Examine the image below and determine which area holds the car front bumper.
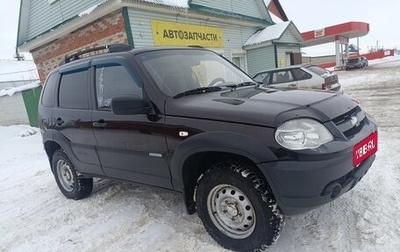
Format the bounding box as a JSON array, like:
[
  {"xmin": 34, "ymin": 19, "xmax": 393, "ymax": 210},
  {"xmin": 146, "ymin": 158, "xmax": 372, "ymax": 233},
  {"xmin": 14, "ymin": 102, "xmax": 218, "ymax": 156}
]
[{"xmin": 258, "ymin": 152, "xmax": 375, "ymax": 215}]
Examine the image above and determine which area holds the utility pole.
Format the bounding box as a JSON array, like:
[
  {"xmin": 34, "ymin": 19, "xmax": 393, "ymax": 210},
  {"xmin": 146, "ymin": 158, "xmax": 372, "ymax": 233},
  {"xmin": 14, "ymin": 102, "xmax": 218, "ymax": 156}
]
[{"xmin": 14, "ymin": 48, "xmax": 25, "ymax": 61}]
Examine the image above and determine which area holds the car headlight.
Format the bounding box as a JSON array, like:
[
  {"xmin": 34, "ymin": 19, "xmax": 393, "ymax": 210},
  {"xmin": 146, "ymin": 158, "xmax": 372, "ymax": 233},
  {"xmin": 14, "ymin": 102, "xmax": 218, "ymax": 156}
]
[{"xmin": 275, "ymin": 118, "xmax": 333, "ymax": 150}]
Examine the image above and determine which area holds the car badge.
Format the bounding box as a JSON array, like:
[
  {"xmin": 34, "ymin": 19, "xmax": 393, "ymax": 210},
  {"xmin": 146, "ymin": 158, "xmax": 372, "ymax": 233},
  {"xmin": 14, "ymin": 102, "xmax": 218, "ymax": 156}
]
[{"xmin": 350, "ymin": 116, "xmax": 360, "ymax": 127}]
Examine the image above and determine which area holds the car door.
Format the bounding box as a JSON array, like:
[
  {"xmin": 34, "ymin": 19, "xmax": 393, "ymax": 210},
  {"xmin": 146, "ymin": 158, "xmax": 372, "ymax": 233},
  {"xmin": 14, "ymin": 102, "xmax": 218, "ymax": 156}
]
[
  {"xmin": 91, "ymin": 60, "xmax": 172, "ymax": 189},
  {"xmin": 269, "ymin": 70, "xmax": 298, "ymax": 89},
  {"xmin": 54, "ymin": 63, "xmax": 102, "ymax": 175}
]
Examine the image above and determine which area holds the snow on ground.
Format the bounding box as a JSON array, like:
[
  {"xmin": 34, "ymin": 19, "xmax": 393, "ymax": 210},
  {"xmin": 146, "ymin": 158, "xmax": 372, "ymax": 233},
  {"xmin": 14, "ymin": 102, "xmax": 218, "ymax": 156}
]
[{"xmin": 1, "ymin": 56, "xmax": 400, "ymax": 252}]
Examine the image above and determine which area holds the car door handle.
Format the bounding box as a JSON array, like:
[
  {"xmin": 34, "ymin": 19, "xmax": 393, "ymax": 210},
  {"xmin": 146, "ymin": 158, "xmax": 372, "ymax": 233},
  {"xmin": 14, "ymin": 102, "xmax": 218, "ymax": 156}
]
[
  {"xmin": 93, "ymin": 120, "xmax": 107, "ymax": 128},
  {"xmin": 55, "ymin": 118, "xmax": 64, "ymax": 126}
]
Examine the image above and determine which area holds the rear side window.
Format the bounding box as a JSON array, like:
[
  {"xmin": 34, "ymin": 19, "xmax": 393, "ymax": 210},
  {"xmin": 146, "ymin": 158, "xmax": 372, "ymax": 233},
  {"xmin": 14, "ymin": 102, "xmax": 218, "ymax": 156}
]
[
  {"xmin": 306, "ymin": 66, "xmax": 327, "ymax": 75},
  {"xmin": 292, "ymin": 68, "xmax": 311, "ymax": 80},
  {"xmin": 58, "ymin": 70, "xmax": 89, "ymax": 109},
  {"xmin": 41, "ymin": 72, "xmax": 58, "ymax": 107},
  {"xmin": 95, "ymin": 65, "xmax": 142, "ymax": 109}
]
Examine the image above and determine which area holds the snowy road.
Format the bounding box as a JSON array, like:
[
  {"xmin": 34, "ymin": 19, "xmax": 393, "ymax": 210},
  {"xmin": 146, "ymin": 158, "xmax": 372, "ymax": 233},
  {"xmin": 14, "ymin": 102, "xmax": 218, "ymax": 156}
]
[{"xmin": 1, "ymin": 56, "xmax": 400, "ymax": 252}]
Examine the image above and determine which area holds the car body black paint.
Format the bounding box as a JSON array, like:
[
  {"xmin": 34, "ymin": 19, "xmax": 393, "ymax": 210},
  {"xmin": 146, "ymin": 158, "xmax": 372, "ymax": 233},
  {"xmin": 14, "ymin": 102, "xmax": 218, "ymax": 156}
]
[{"xmin": 38, "ymin": 46, "xmax": 377, "ymax": 216}]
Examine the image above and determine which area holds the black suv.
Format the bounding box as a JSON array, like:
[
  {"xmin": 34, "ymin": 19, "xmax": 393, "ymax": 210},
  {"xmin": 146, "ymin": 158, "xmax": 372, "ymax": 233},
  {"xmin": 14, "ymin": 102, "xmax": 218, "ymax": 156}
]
[{"xmin": 38, "ymin": 44, "xmax": 378, "ymax": 252}]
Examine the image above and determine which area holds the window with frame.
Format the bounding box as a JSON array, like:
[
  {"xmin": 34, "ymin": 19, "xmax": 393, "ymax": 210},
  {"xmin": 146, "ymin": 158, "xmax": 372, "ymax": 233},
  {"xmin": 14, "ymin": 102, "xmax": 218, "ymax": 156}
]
[
  {"xmin": 254, "ymin": 72, "xmax": 271, "ymax": 85},
  {"xmin": 58, "ymin": 69, "xmax": 89, "ymax": 109},
  {"xmin": 271, "ymin": 70, "xmax": 294, "ymax": 84},
  {"xmin": 292, "ymin": 68, "xmax": 311, "ymax": 81},
  {"xmin": 95, "ymin": 65, "xmax": 142, "ymax": 109},
  {"xmin": 42, "ymin": 72, "xmax": 58, "ymax": 107},
  {"xmin": 305, "ymin": 65, "xmax": 328, "ymax": 75}
]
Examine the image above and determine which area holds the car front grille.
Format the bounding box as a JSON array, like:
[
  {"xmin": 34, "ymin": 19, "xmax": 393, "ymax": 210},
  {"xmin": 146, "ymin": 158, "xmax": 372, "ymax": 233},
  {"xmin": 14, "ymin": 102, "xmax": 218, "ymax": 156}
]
[{"xmin": 332, "ymin": 106, "xmax": 366, "ymax": 138}]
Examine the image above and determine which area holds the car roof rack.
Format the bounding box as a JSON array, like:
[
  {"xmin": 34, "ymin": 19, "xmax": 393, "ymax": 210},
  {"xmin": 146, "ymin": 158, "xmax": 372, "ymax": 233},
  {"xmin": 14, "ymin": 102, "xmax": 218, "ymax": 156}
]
[
  {"xmin": 188, "ymin": 45, "xmax": 204, "ymax": 48},
  {"xmin": 58, "ymin": 43, "xmax": 132, "ymax": 66}
]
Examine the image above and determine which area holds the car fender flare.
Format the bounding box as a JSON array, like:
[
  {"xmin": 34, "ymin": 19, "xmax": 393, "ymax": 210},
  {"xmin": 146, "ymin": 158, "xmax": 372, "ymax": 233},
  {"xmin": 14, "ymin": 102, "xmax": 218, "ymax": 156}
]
[
  {"xmin": 43, "ymin": 130, "xmax": 100, "ymax": 175},
  {"xmin": 170, "ymin": 131, "xmax": 277, "ymax": 191},
  {"xmin": 43, "ymin": 130, "xmax": 77, "ymax": 166}
]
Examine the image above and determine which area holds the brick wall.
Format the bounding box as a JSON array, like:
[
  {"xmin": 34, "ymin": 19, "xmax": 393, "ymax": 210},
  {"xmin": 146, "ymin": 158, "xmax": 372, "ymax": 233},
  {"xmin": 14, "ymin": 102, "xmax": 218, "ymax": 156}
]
[{"xmin": 32, "ymin": 9, "xmax": 128, "ymax": 82}]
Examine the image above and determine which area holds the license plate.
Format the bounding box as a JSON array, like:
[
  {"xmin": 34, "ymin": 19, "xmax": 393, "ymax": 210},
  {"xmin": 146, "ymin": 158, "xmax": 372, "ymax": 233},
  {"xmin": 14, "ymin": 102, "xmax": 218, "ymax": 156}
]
[{"xmin": 353, "ymin": 131, "xmax": 378, "ymax": 167}]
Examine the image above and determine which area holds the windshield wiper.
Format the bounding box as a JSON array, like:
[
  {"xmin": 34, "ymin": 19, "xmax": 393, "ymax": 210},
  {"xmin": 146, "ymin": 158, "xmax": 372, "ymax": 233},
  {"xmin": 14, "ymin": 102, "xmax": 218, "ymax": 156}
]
[
  {"xmin": 173, "ymin": 86, "xmax": 222, "ymax": 99},
  {"xmin": 222, "ymin": 81, "xmax": 258, "ymax": 89}
]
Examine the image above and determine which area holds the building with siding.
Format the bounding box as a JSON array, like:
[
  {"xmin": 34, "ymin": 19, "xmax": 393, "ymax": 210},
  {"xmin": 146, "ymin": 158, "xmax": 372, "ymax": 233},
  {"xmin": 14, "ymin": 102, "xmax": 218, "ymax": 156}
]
[
  {"xmin": 17, "ymin": 0, "xmax": 303, "ymax": 82},
  {"xmin": 244, "ymin": 21, "xmax": 303, "ymax": 76}
]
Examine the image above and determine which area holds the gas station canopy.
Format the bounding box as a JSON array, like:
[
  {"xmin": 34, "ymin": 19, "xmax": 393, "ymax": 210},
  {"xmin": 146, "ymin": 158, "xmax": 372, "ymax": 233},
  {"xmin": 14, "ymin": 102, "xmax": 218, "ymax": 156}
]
[{"xmin": 301, "ymin": 22, "xmax": 369, "ymax": 47}]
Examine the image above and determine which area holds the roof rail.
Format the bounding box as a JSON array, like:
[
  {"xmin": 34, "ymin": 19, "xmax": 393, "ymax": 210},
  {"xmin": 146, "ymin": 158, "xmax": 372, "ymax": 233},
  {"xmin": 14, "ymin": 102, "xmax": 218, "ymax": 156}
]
[
  {"xmin": 188, "ymin": 45, "xmax": 204, "ymax": 48},
  {"xmin": 58, "ymin": 43, "xmax": 132, "ymax": 66}
]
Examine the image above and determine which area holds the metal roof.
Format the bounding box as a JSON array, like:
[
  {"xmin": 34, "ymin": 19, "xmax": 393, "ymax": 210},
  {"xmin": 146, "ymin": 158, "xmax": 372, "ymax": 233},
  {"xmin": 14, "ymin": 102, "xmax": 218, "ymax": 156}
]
[{"xmin": 244, "ymin": 20, "xmax": 303, "ymax": 47}]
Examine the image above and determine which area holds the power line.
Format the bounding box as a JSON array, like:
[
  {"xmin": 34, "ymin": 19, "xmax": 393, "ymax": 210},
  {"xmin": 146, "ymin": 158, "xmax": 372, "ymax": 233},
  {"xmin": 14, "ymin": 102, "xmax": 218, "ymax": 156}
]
[
  {"xmin": 0, "ymin": 79, "xmax": 39, "ymax": 84},
  {"xmin": 0, "ymin": 69, "xmax": 38, "ymax": 76}
]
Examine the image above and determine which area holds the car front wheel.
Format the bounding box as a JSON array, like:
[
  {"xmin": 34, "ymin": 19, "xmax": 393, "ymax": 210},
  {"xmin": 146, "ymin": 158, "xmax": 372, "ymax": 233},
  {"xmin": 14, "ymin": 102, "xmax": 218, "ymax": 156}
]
[
  {"xmin": 195, "ymin": 162, "xmax": 284, "ymax": 252},
  {"xmin": 51, "ymin": 150, "xmax": 93, "ymax": 199}
]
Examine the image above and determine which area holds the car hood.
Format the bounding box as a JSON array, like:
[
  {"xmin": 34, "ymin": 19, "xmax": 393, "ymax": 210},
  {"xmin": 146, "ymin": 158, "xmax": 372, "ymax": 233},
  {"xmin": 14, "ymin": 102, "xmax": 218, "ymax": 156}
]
[{"xmin": 165, "ymin": 87, "xmax": 358, "ymax": 127}]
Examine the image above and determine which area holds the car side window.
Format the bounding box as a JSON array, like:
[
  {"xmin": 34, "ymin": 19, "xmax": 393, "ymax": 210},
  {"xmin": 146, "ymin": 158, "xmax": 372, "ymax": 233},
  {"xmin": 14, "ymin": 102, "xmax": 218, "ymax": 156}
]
[
  {"xmin": 254, "ymin": 72, "xmax": 270, "ymax": 85},
  {"xmin": 271, "ymin": 70, "xmax": 294, "ymax": 84},
  {"xmin": 95, "ymin": 65, "xmax": 142, "ymax": 109},
  {"xmin": 292, "ymin": 68, "xmax": 311, "ymax": 81},
  {"xmin": 58, "ymin": 69, "xmax": 89, "ymax": 109},
  {"xmin": 42, "ymin": 72, "xmax": 58, "ymax": 107}
]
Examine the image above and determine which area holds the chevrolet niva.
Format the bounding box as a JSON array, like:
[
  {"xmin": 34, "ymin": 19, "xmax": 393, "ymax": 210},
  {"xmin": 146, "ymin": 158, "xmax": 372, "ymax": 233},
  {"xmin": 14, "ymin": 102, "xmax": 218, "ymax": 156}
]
[{"xmin": 38, "ymin": 44, "xmax": 378, "ymax": 252}]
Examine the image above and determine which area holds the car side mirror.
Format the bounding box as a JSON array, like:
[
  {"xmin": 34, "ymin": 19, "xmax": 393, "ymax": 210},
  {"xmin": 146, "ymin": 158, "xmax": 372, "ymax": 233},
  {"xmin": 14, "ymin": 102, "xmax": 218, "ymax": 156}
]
[{"xmin": 111, "ymin": 95, "xmax": 151, "ymax": 115}]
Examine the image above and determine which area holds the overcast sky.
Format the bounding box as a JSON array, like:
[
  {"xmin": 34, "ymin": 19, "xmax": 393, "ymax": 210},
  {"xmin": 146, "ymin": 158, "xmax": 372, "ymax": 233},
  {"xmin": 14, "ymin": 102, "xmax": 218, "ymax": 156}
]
[
  {"xmin": 279, "ymin": 0, "xmax": 400, "ymax": 54},
  {"xmin": 0, "ymin": 0, "xmax": 20, "ymax": 59},
  {"xmin": 0, "ymin": 0, "xmax": 399, "ymax": 59}
]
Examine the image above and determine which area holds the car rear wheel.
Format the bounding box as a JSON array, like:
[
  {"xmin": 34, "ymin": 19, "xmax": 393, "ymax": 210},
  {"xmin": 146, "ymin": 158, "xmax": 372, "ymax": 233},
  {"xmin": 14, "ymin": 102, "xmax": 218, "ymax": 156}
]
[
  {"xmin": 52, "ymin": 150, "xmax": 93, "ymax": 199},
  {"xmin": 195, "ymin": 161, "xmax": 284, "ymax": 252}
]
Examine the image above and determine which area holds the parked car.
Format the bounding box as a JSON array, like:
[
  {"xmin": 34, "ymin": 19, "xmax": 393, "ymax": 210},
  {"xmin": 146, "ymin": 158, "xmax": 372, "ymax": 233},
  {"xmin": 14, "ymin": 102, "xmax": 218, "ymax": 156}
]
[
  {"xmin": 360, "ymin": 56, "xmax": 369, "ymax": 67},
  {"xmin": 345, "ymin": 56, "xmax": 368, "ymax": 70},
  {"xmin": 252, "ymin": 64, "xmax": 341, "ymax": 91},
  {"xmin": 39, "ymin": 44, "xmax": 377, "ymax": 252}
]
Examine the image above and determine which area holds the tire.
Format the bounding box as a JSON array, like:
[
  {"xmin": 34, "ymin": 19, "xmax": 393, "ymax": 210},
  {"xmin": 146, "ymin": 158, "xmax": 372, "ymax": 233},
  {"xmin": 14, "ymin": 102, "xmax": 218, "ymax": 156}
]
[
  {"xmin": 195, "ymin": 162, "xmax": 284, "ymax": 252},
  {"xmin": 51, "ymin": 150, "xmax": 93, "ymax": 200}
]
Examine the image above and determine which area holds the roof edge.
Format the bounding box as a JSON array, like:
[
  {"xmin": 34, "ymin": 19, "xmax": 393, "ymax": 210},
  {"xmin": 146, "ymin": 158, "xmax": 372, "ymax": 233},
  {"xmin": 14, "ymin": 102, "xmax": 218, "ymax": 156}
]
[
  {"xmin": 19, "ymin": 0, "xmax": 266, "ymax": 52},
  {"xmin": 280, "ymin": 20, "xmax": 303, "ymax": 42},
  {"xmin": 16, "ymin": 0, "xmax": 31, "ymax": 51},
  {"xmin": 244, "ymin": 21, "xmax": 290, "ymax": 47},
  {"xmin": 244, "ymin": 20, "xmax": 303, "ymax": 48},
  {"xmin": 19, "ymin": 0, "xmax": 124, "ymax": 52},
  {"xmin": 267, "ymin": 0, "xmax": 288, "ymax": 22}
]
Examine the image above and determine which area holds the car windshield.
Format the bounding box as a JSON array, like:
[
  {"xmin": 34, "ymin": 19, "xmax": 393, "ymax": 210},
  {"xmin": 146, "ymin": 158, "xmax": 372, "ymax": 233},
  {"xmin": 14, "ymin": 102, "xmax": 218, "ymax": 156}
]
[{"xmin": 138, "ymin": 49, "xmax": 253, "ymax": 97}]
